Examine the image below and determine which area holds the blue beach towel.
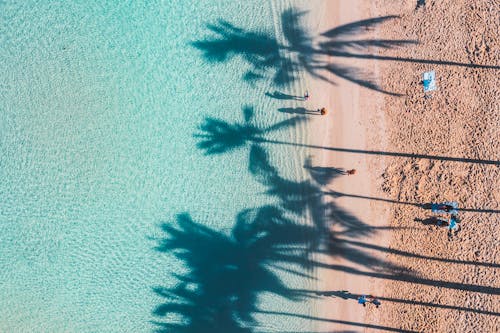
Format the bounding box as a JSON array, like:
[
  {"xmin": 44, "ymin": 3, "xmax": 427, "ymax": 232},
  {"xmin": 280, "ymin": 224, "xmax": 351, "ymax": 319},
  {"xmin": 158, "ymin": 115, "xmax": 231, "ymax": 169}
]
[{"xmin": 423, "ymin": 71, "xmax": 436, "ymax": 92}]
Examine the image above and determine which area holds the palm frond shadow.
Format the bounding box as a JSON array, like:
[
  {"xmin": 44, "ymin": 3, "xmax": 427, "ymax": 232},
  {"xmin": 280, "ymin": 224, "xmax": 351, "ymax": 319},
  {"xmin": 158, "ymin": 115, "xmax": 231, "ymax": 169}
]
[
  {"xmin": 152, "ymin": 212, "xmax": 312, "ymax": 332},
  {"xmin": 194, "ymin": 105, "xmax": 307, "ymax": 155},
  {"xmin": 248, "ymin": 144, "xmax": 405, "ymax": 273},
  {"xmin": 194, "ymin": 10, "xmax": 498, "ymax": 96},
  {"xmin": 193, "ymin": 10, "xmax": 410, "ymax": 95}
]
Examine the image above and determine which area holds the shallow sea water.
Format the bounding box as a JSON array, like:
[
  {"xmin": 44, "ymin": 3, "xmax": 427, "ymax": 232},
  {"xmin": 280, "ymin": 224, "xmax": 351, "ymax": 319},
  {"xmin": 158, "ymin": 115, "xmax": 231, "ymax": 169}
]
[{"xmin": 0, "ymin": 1, "xmax": 318, "ymax": 332}]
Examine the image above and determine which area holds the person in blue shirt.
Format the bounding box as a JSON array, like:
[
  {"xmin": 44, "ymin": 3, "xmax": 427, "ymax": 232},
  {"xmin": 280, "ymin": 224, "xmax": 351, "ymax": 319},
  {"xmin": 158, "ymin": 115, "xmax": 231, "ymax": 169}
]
[
  {"xmin": 358, "ymin": 295, "xmax": 367, "ymax": 307},
  {"xmin": 371, "ymin": 297, "xmax": 381, "ymax": 308},
  {"xmin": 447, "ymin": 214, "xmax": 460, "ymax": 240}
]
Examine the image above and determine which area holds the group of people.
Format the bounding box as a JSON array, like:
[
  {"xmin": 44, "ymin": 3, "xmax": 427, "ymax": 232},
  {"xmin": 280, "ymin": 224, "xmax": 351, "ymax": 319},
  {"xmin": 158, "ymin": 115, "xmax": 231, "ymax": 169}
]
[
  {"xmin": 303, "ymin": 90, "xmax": 328, "ymax": 116},
  {"xmin": 443, "ymin": 214, "xmax": 460, "ymax": 240},
  {"xmin": 428, "ymin": 202, "xmax": 460, "ymax": 240},
  {"xmin": 357, "ymin": 295, "xmax": 381, "ymax": 308}
]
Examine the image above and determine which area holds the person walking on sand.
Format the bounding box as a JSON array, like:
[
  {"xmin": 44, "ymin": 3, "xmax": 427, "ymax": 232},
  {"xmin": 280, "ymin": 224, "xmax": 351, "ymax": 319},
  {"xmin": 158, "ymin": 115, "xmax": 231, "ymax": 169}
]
[
  {"xmin": 447, "ymin": 214, "xmax": 460, "ymax": 240},
  {"xmin": 369, "ymin": 296, "xmax": 381, "ymax": 308},
  {"xmin": 357, "ymin": 295, "xmax": 367, "ymax": 307}
]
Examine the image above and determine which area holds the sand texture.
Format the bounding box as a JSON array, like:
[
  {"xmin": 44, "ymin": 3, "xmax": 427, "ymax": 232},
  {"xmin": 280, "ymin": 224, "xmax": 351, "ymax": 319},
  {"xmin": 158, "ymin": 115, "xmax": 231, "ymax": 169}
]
[
  {"xmin": 370, "ymin": 1, "xmax": 500, "ymax": 332},
  {"xmin": 279, "ymin": 1, "xmax": 498, "ymax": 331}
]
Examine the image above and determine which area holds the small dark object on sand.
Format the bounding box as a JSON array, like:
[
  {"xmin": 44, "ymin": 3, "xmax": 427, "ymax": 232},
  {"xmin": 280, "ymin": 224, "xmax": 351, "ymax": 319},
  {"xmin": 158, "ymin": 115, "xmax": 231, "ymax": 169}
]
[{"xmin": 346, "ymin": 169, "xmax": 356, "ymax": 175}]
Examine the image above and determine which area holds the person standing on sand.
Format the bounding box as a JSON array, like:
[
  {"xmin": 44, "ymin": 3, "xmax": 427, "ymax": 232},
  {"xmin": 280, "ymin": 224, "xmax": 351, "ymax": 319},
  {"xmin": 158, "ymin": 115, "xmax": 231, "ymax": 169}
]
[
  {"xmin": 304, "ymin": 90, "xmax": 310, "ymax": 100},
  {"xmin": 346, "ymin": 169, "xmax": 356, "ymax": 175},
  {"xmin": 447, "ymin": 214, "xmax": 460, "ymax": 240},
  {"xmin": 369, "ymin": 295, "xmax": 381, "ymax": 308}
]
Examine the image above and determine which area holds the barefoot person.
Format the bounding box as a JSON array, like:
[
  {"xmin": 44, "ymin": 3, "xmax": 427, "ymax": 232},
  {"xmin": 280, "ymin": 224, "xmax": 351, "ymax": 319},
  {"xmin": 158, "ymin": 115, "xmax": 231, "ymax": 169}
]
[{"xmin": 304, "ymin": 90, "xmax": 310, "ymax": 100}]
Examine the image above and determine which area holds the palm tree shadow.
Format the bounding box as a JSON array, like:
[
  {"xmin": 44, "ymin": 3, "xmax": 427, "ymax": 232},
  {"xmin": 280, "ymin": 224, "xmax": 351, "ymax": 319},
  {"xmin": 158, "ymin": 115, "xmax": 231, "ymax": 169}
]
[
  {"xmin": 152, "ymin": 213, "xmax": 312, "ymax": 332},
  {"xmin": 248, "ymin": 144, "xmax": 405, "ymax": 273},
  {"xmin": 194, "ymin": 105, "xmax": 307, "ymax": 155},
  {"xmin": 194, "ymin": 9, "xmax": 498, "ymax": 95},
  {"xmin": 191, "ymin": 18, "xmax": 291, "ymax": 87},
  {"xmin": 193, "ymin": 10, "xmax": 416, "ymax": 95}
]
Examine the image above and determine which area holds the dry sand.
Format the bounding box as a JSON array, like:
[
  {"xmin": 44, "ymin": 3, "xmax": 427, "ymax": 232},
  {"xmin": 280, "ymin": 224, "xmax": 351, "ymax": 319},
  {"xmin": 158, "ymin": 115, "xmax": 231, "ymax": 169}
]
[
  {"xmin": 373, "ymin": 1, "xmax": 499, "ymax": 332},
  {"xmin": 305, "ymin": 0, "xmax": 499, "ymax": 332}
]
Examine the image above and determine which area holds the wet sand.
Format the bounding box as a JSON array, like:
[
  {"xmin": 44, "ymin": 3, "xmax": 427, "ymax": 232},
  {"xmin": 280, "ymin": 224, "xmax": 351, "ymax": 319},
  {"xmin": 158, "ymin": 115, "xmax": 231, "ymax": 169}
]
[{"xmin": 305, "ymin": 0, "xmax": 393, "ymax": 331}]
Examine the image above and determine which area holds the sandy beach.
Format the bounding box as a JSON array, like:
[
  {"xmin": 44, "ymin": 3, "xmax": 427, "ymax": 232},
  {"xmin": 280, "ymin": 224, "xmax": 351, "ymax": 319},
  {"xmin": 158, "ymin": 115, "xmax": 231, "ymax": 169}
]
[
  {"xmin": 1, "ymin": 1, "xmax": 496, "ymax": 331},
  {"xmin": 305, "ymin": 0, "xmax": 499, "ymax": 332}
]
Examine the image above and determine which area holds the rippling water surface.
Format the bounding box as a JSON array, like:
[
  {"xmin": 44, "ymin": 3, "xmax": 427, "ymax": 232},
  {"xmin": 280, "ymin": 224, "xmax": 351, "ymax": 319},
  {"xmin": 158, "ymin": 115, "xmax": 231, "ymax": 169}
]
[{"xmin": 0, "ymin": 1, "xmax": 317, "ymax": 332}]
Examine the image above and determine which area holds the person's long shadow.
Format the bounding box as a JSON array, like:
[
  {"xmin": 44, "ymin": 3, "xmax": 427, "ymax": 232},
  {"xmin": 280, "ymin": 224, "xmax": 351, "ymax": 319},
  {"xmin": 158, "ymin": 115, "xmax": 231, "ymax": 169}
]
[
  {"xmin": 325, "ymin": 191, "xmax": 500, "ymax": 214},
  {"xmin": 266, "ymin": 91, "xmax": 304, "ymax": 100},
  {"xmin": 278, "ymin": 107, "xmax": 320, "ymax": 115},
  {"xmin": 303, "ymin": 158, "xmax": 348, "ymax": 185},
  {"xmin": 305, "ymin": 289, "xmax": 499, "ymax": 317},
  {"xmin": 193, "ymin": 9, "xmax": 499, "ymax": 95}
]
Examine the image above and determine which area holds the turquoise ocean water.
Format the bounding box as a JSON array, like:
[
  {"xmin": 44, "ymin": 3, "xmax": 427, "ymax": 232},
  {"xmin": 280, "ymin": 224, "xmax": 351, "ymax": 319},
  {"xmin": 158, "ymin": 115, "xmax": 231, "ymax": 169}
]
[{"xmin": 1, "ymin": 1, "xmax": 318, "ymax": 332}]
